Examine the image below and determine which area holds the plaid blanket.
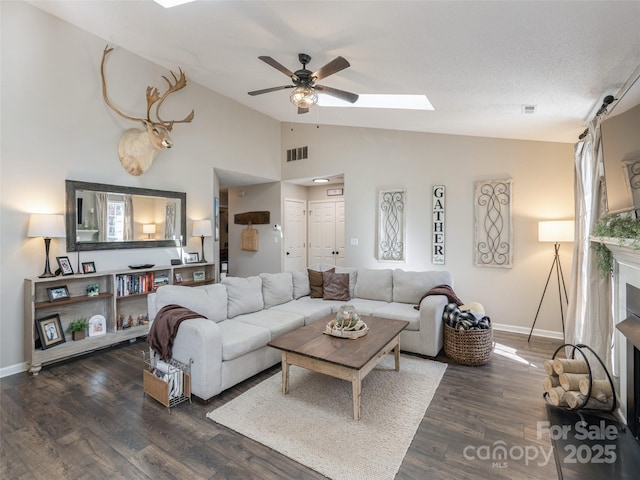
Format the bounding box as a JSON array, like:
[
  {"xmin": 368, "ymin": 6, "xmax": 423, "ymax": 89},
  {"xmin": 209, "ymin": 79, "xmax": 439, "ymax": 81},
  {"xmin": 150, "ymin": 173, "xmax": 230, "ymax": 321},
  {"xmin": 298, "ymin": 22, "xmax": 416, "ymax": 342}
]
[{"xmin": 443, "ymin": 303, "xmax": 491, "ymax": 330}]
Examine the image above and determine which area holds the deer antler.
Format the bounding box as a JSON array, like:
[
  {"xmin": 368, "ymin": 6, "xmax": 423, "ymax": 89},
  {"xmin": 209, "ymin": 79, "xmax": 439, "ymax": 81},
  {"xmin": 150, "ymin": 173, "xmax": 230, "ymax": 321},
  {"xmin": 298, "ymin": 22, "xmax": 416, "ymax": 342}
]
[
  {"xmin": 155, "ymin": 69, "xmax": 195, "ymax": 131},
  {"xmin": 101, "ymin": 45, "xmax": 195, "ymax": 129},
  {"xmin": 101, "ymin": 45, "xmax": 147, "ymax": 124}
]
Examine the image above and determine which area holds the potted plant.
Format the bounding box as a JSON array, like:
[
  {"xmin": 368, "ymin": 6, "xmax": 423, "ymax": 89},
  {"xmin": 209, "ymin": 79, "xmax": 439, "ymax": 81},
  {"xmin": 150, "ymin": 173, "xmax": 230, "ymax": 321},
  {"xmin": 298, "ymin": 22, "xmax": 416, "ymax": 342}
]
[{"xmin": 67, "ymin": 318, "xmax": 88, "ymax": 341}]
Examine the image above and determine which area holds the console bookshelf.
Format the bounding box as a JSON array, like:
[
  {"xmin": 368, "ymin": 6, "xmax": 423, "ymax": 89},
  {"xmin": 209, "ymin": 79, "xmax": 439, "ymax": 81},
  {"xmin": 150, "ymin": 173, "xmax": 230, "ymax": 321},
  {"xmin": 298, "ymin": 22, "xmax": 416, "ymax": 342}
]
[{"xmin": 24, "ymin": 263, "xmax": 215, "ymax": 374}]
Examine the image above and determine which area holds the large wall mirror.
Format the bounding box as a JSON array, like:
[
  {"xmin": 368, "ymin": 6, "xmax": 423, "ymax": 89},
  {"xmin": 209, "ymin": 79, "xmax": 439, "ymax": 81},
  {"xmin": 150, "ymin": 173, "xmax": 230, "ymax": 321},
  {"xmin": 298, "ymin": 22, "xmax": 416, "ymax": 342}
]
[{"xmin": 65, "ymin": 180, "xmax": 186, "ymax": 251}]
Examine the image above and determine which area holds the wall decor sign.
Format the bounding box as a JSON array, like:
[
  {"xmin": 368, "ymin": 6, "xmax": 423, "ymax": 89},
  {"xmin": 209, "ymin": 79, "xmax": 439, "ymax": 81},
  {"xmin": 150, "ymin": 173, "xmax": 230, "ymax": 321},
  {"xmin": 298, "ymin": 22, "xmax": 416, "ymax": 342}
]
[
  {"xmin": 432, "ymin": 185, "xmax": 445, "ymax": 265},
  {"xmin": 377, "ymin": 189, "xmax": 405, "ymax": 261},
  {"xmin": 474, "ymin": 178, "xmax": 513, "ymax": 268}
]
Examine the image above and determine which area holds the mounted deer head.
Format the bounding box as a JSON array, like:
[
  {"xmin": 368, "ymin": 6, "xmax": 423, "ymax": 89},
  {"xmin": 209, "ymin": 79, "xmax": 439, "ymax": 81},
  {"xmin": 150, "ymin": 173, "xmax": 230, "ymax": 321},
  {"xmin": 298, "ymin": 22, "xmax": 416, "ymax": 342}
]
[{"xmin": 101, "ymin": 45, "xmax": 194, "ymax": 176}]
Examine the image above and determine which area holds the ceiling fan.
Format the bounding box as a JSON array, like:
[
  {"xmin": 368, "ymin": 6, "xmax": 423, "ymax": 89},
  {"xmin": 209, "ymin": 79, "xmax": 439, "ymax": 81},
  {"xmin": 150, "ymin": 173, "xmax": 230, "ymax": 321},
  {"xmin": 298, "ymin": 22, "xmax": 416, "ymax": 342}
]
[{"xmin": 248, "ymin": 53, "xmax": 359, "ymax": 114}]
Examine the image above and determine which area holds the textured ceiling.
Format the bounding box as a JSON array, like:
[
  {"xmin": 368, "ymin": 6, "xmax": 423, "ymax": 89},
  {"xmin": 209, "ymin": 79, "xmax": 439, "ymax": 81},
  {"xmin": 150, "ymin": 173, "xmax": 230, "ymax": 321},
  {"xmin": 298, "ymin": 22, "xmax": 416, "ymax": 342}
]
[{"xmin": 29, "ymin": 0, "xmax": 640, "ymax": 146}]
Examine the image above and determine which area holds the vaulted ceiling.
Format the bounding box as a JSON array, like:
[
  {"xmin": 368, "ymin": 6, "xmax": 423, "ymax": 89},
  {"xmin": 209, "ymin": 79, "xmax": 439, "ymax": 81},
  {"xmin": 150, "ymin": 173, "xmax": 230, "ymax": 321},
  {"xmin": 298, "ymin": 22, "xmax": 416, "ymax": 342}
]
[{"xmin": 30, "ymin": 0, "xmax": 640, "ymax": 144}]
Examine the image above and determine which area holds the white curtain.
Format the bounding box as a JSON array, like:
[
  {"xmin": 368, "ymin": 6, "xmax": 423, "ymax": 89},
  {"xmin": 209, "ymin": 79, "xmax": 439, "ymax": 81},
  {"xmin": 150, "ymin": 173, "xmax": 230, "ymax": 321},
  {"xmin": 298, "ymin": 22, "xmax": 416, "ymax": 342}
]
[{"xmin": 565, "ymin": 117, "xmax": 612, "ymax": 368}]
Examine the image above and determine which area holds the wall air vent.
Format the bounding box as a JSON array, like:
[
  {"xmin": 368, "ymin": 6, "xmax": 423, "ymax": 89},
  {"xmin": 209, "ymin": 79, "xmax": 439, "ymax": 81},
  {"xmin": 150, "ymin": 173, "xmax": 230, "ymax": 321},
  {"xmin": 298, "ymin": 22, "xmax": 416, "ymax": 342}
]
[{"xmin": 286, "ymin": 146, "xmax": 309, "ymax": 162}]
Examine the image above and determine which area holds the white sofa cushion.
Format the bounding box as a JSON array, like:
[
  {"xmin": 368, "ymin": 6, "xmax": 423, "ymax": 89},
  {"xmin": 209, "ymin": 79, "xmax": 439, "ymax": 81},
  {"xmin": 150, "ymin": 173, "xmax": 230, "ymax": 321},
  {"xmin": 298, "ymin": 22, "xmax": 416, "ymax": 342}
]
[
  {"xmin": 218, "ymin": 320, "xmax": 271, "ymax": 361},
  {"xmin": 335, "ymin": 266, "xmax": 357, "ymax": 299},
  {"xmin": 290, "ymin": 270, "xmax": 311, "ymax": 299},
  {"xmin": 392, "ymin": 269, "xmax": 453, "ymax": 304},
  {"xmin": 223, "ymin": 276, "xmax": 264, "ymax": 319},
  {"xmin": 354, "ymin": 269, "xmax": 393, "ymax": 302},
  {"xmin": 270, "ymin": 300, "xmax": 333, "ymax": 325},
  {"xmin": 260, "ymin": 272, "xmax": 293, "ymax": 308},
  {"xmin": 371, "ymin": 302, "xmax": 421, "ymax": 331},
  {"xmin": 230, "ymin": 309, "xmax": 304, "ymax": 339},
  {"xmin": 154, "ymin": 284, "xmax": 227, "ymax": 322}
]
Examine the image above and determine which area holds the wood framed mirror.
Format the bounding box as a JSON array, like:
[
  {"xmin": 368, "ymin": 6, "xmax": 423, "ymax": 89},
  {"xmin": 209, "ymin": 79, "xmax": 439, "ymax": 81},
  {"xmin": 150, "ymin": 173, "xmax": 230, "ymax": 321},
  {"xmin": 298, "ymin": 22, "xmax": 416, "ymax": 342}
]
[{"xmin": 65, "ymin": 180, "xmax": 186, "ymax": 251}]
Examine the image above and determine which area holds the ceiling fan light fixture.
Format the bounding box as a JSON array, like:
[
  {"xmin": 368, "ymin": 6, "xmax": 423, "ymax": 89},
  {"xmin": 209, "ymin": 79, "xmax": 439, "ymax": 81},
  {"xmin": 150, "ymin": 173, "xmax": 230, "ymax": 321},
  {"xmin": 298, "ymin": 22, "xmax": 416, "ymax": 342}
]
[{"xmin": 290, "ymin": 86, "xmax": 318, "ymax": 109}]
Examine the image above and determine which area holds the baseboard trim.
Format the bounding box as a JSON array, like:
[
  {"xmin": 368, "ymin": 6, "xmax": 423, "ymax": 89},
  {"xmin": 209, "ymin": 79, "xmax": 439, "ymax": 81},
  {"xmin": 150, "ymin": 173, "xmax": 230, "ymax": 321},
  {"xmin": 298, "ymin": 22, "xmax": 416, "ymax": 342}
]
[
  {"xmin": 0, "ymin": 362, "xmax": 28, "ymax": 379},
  {"xmin": 493, "ymin": 323, "xmax": 564, "ymax": 340}
]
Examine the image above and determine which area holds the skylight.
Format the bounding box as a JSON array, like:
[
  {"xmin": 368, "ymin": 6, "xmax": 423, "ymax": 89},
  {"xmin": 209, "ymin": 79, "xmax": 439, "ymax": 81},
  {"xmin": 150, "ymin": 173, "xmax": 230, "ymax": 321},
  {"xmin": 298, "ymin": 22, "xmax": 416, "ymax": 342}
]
[
  {"xmin": 154, "ymin": 0, "xmax": 196, "ymax": 8},
  {"xmin": 317, "ymin": 94, "xmax": 434, "ymax": 111}
]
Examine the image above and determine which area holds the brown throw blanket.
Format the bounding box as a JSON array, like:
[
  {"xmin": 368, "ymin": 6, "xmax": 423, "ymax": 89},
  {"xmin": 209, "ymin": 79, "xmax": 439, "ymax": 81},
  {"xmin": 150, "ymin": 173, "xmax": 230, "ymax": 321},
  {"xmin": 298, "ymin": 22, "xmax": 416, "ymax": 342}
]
[
  {"xmin": 148, "ymin": 304, "xmax": 204, "ymax": 360},
  {"xmin": 414, "ymin": 284, "xmax": 464, "ymax": 310}
]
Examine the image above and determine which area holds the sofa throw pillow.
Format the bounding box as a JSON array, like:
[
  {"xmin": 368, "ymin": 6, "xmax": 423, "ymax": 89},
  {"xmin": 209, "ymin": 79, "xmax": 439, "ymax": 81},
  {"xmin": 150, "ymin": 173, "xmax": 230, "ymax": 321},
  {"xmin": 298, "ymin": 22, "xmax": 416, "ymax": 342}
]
[
  {"xmin": 260, "ymin": 272, "xmax": 293, "ymax": 308},
  {"xmin": 308, "ymin": 267, "xmax": 334, "ymax": 298},
  {"xmin": 222, "ymin": 276, "xmax": 264, "ymax": 318},
  {"xmin": 354, "ymin": 268, "xmax": 393, "ymax": 302},
  {"xmin": 322, "ymin": 272, "xmax": 350, "ymax": 301},
  {"xmin": 335, "ymin": 266, "xmax": 357, "ymax": 299},
  {"xmin": 291, "ymin": 270, "xmax": 311, "ymax": 299}
]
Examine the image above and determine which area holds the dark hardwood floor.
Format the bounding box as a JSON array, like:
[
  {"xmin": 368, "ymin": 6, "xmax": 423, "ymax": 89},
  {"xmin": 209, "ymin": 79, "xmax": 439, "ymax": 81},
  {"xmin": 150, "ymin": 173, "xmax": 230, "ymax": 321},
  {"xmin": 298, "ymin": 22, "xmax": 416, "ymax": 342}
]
[{"xmin": 1, "ymin": 331, "xmax": 562, "ymax": 479}]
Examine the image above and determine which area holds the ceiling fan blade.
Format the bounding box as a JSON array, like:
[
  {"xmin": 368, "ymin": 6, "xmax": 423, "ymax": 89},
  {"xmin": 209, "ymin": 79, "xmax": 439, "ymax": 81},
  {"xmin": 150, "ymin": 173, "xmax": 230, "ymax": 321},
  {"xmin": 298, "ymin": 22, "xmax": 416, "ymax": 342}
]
[
  {"xmin": 258, "ymin": 56, "xmax": 298, "ymax": 80},
  {"xmin": 311, "ymin": 56, "xmax": 350, "ymax": 82},
  {"xmin": 315, "ymin": 85, "xmax": 359, "ymax": 104},
  {"xmin": 248, "ymin": 85, "xmax": 294, "ymax": 96},
  {"xmin": 298, "ymin": 106, "xmax": 309, "ymax": 114}
]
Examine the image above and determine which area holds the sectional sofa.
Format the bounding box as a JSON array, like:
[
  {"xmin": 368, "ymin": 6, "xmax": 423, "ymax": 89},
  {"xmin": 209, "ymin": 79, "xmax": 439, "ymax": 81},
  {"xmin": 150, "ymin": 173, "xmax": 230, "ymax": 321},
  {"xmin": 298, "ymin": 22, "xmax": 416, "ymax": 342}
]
[{"xmin": 147, "ymin": 266, "xmax": 453, "ymax": 402}]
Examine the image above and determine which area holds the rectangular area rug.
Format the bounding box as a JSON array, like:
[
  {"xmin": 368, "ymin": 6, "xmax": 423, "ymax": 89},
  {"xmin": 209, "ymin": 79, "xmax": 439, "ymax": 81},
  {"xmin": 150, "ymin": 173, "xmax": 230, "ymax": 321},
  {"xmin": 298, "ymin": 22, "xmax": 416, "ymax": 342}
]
[{"xmin": 207, "ymin": 354, "xmax": 447, "ymax": 480}]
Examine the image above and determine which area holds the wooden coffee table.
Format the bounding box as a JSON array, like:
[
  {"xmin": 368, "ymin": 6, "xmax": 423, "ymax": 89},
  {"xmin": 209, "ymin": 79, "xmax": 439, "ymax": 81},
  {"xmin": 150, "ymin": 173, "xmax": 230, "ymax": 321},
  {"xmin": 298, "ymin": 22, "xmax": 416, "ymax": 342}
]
[{"xmin": 267, "ymin": 315, "xmax": 409, "ymax": 420}]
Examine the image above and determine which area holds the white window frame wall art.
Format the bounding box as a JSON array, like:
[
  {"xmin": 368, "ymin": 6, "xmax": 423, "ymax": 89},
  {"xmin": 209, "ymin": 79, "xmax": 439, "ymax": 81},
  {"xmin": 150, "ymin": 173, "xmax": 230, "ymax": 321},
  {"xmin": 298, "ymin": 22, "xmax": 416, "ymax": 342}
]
[
  {"xmin": 377, "ymin": 189, "xmax": 406, "ymax": 262},
  {"xmin": 432, "ymin": 185, "xmax": 445, "ymax": 265},
  {"xmin": 474, "ymin": 178, "xmax": 513, "ymax": 268},
  {"xmin": 622, "ymin": 156, "xmax": 640, "ymax": 210}
]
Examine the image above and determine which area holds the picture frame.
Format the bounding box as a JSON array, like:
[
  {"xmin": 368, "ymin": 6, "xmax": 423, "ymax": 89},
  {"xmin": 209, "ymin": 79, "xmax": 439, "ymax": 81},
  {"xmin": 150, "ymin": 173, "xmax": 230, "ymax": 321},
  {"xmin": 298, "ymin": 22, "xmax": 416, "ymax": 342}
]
[
  {"xmin": 86, "ymin": 283, "xmax": 99, "ymax": 296},
  {"xmin": 56, "ymin": 256, "xmax": 74, "ymax": 275},
  {"xmin": 82, "ymin": 261, "xmax": 96, "ymax": 274},
  {"xmin": 88, "ymin": 314, "xmax": 106, "ymax": 337},
  {"xmin": 35, "ymin": 314, "xmax": 66, "ymax": 349},
  {"xmin": 175, "ymin": 273, "xmax": 183, "ymax": 283},
  {"xmin": 193, "ymin": 270, "xmax": 205, "ymax": 281},
  {"xmin": 47, "ymin": 285, "xmax": 70, "ymax": 302},
  {"xmin": 184, "ymin": 252, "xmax": 199, "ymax": 264}
]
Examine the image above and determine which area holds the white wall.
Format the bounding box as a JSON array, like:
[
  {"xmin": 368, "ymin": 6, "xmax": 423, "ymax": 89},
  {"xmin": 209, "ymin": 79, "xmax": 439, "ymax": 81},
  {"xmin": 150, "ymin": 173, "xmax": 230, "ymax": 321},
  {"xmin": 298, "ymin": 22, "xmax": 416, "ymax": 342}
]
[
  {"xmin": 281, "ymin": 123, "xmax": 575, "ymax": 338},
  {"xmin": 0, "ymin": 2, "xmax": 280, "ymax": 372},
  {"xmin": 227, "ymin": 182, "xmax": 282, "ymax": 277}
]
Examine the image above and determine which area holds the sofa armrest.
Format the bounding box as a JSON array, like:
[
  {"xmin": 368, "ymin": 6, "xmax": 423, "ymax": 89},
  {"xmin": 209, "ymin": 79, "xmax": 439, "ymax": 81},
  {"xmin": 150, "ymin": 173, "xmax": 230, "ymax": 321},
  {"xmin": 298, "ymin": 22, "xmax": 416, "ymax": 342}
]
[
  {"xmin": 147, "ymin": 292, "xmax": 158, "ymax": 321},
  {"xmin": 417, "ymin": 294, "xmax": 448, "ymax": 356},
  {"xmin": 170, "ymin": 318, "xmax": 223, "ymax": 401}
]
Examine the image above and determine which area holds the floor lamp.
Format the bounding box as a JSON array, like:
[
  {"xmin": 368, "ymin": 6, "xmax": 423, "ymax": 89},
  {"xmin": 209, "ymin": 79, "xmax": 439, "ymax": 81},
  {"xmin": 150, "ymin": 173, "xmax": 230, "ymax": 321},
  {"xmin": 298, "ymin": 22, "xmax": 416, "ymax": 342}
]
[{"xmin": 528, "ymin": 220, "xmax": 574, "ymax": 341}]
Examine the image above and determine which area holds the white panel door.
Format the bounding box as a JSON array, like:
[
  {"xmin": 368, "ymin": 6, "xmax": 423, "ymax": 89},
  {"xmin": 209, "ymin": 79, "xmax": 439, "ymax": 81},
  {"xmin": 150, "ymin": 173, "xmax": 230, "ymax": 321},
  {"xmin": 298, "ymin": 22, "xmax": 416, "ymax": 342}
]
[
  {"xmin": 284, "ymin": 198, "xmax": 307, "ymax": 271},
  {"xmin": 334, "ymin": 200, "xmax": 346, "ymax": 266},
  {"xmin": 308, "ymin": 200, "xmax": 345, "ymax": 266}
]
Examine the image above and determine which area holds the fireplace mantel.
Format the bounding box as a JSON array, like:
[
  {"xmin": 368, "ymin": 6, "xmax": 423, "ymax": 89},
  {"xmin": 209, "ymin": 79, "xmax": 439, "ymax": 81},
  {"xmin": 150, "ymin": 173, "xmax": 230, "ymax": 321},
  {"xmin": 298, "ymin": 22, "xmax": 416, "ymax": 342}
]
[{"xmin": 591, "ymin": 236, "xmax": 640, "ymax": 266}]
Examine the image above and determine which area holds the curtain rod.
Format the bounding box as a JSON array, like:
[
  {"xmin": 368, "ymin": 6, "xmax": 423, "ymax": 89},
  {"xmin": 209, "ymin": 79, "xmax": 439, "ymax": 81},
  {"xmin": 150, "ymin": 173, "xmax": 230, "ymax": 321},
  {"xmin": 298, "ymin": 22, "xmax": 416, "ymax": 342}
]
[{"xmin": 578, "ymin": 95, "xmax": 616, "ymax": 140}]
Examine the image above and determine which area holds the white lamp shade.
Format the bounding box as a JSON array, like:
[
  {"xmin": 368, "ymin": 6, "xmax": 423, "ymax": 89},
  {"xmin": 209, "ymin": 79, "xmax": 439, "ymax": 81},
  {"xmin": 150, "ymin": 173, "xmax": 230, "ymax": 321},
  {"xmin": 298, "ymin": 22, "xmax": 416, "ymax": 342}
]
[
  {"xmin": 142, "ymin": 224, "xmax": 157, "ymax": 234},
  {"xmin": 538, "ymin": 220, "xmax": 574, "ymax": 242},
  {"xmin": 27, "ymin": 214, "xmax": 66, "ymax": 238},
  {"xmin": 192, "ymin": 220, "xmax": 213, "ymax": 237}
]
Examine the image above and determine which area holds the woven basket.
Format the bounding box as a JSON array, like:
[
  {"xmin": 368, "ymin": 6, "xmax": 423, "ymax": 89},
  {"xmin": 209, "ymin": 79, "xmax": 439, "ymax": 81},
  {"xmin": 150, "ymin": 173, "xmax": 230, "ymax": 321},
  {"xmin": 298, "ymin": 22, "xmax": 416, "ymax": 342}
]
[{"xmin": 444, "ymin": 323, "xmax": 493, "ymax": 366}]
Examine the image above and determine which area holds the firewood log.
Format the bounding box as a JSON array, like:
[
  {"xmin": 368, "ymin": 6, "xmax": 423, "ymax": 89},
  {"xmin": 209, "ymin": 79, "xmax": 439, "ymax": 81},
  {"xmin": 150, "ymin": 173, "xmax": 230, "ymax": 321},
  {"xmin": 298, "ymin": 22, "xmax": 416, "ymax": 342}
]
[
  {"xmin": 559, "ymin": 373, "xmax": 589, "ymax": 391},
  {"xmin": 565, "ymin": 390, "xmax": 614, "ymax": 411},
  {"xmin": 544, "ymin": 359, "xmax": 557, "ymax": 376},
  {"xmin": 547, "ymin": 386, "xmax": 568, "ymax": 407},
  {"xmin": 553, "ymin": 358, "xmax": 589, "ymax": 375},
  {"xmin": 578, "ymin": 378, "xmax": 614, "ymax": 402},
  {"xmin": 543, "ymin": 375, "xmax": 561, "ymax": 392}
]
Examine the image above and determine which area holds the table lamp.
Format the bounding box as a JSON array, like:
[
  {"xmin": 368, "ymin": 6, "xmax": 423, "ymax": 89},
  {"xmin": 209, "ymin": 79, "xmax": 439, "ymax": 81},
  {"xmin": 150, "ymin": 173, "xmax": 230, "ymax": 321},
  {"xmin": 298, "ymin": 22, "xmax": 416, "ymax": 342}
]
[
  {"xmin": 143, "ymin": 223, "xmax": 156, "ymax": 239},
  {"xmin": 192, "ymin": 220, "xmax": 212, "ymax": 263},
  {"xmin": 28, "ymin": 214, "xmax": 66, "ymax": 278}
]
